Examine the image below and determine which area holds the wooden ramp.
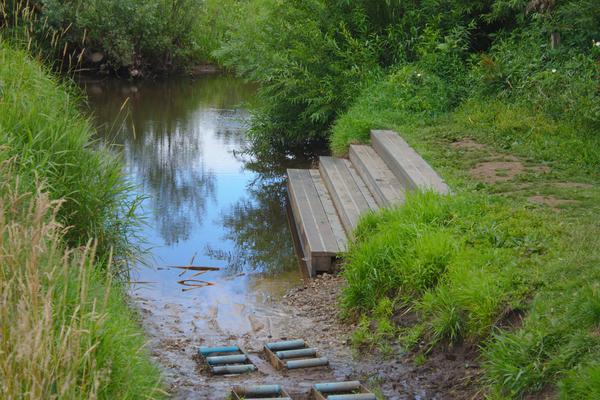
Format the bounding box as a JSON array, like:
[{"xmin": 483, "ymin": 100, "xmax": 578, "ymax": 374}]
[{"xmin": 287, "ymin": 130, "xmax": 449, "ymax": 276}]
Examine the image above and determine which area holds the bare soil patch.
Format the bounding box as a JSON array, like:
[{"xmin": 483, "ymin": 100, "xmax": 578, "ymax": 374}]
[
  {"xmin": 470, "ymin": 160, "xmax": 526, "ymax": 183},
  {"xmin": 528, "ymin": 195, "xmax": 579, "ymax": 209},
  {"xmin": 451, "ymin": 138, "xmax": 488, "ymax": 151}
]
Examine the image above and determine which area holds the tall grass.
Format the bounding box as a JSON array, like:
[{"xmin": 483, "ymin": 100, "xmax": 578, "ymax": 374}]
[
  {"xmin": 342, "ymin": 191, "xmax": 548, "ymax": 344},
  {"xmin": 0, "ymin": 165, "xmax": 164, "ymax": 399},
  {"xmin": 0, "ymin": 40, "xmax": 139, "ymax": 270},
  {"xmin": 0, "ymin": 35, "xmax": 163, "ymax": 398}
]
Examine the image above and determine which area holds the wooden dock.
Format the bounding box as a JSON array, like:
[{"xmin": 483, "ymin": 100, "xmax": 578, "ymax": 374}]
[{"xmin": 287, "ymin": 130, "xmax": 449, "ymax": 276}]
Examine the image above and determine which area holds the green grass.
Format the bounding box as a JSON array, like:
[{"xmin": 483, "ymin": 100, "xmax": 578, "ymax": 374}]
[
  {"xmin": 0, "ymin": 39, "xmax": 139, "ymax": 267},
  {"xmin": 334, "ymin": 60, "xmax": 600, "ymax": 398},
  {"xmin": 342, "ymin": 191, "xmax": 549, "ymax": 343},
  {"xmin": 0, "ymin": 40, "xmax": 164, "ymax": 398},
  {"xmin": 0, "ymin": 171, "xmax": 164, "ymax": 399}
]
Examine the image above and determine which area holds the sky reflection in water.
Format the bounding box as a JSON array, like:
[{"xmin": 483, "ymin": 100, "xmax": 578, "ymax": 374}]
[{"xmin": 83, "ymin": 75, "xmax": 306, "ymax": 305}]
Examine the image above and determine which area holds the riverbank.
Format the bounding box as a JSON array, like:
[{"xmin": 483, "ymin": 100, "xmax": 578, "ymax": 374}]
[
  {"xmin": 330, "ymin": 119, "xmax": 600, "ymax": 398},
  {"xmin": 211, "ymin": 1, "xmax": 599, "ymax": 396},
  {"xmin": 0, "ymin": 41, "xmax": 164, "ymax": 399}
]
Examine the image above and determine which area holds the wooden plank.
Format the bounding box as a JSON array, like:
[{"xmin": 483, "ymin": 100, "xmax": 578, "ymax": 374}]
[
  {"xmin": 371, "ymin": 130, "xmax": 450, "ymax": 194},
  {"xmin": 319, "ymin": 157, "xmax": 378, "ymax": 235},
  {"xmin": 349, "ymin": 145, "xmax": 405, "ymax": 207},
  {"xmin": 309, "ymin": 170, "xmax": 347, "ymax": 253},
  {"xmin": 344, "ymin": 159, "xmax": 379, "ymax": 211},
  {"xmin": 287, "ymin": 169, "xmax": 340, "ymax": 258}
]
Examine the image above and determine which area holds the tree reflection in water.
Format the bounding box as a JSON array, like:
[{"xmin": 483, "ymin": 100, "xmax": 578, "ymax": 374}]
[
  {"xmin": 84, "ymin": 76, "xmax": 255, "ymax": 246},
  {"xmin": 84, "ymin": 74, "xmax": 326, "ymax": 278},
  {"xmin": 210, "ymin": 146, "xmax": 326, "ymax": 275}
]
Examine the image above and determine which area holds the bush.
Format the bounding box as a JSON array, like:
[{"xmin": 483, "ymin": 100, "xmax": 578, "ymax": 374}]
[
  {"xmin": 2, "ymin": 0, "xmax": 206, "ymax": 73},
  {"xmin": 217, "ymin": 0, "xmax": 494, "ymax": 150},
  {"xmin": 216, "ymin": 0, "xmax": 382, "ymax": 149}
]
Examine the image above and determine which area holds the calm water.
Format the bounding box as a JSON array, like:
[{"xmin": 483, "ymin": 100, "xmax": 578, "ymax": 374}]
[{"xmin": 82, "ymin": 75, "xmax": 309, "ymax": 308}]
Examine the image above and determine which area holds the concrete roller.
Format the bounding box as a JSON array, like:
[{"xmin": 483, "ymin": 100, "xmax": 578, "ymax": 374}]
[
  {"xmin": 314, "ymin": 381, "xmax": 361, "ymax": 393},
  {"xmin": 234, "ymin": 384, "xmax": 282, "ymax": 396},
  {"xmin": 245, "ymin": 398, "xmax": 291, "ymax": 400},
  {"xmin": 326, "ymin": 394, "xmax": 376, "ymax": 400},
  {"xmin": 198, "ymin": 345, "xmax": 239, "ymax": 356},
  {"xmin": 285, "ymin": 357, "xmax": 329, "ymax": 369},
  {"xmin": 211, "ymin": 364, "xmax": 256, "ymax": 375},
  {"xmin": 206, "ymin": 354, "xmax": 247, "ymax": 365},
  {"xmin": 265, "ymin": 339, "xmax": 306, "ymax": 351},
  {"xmin": 276, "ymin": 347, "xmax": 317, "ymax": 359}
]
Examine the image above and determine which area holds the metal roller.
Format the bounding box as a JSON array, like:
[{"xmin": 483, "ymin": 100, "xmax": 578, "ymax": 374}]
[
  {"xmin": 246, "ymin": 398, "xmax": 291, "ymax": 400},
  {"xmin": 314, "ymin": 381, "xmax": 361, "ymax": 393},
  {"xmin": 206, "ymin": 354, "xmax": 247, "ymax": 365},
  {"xmin": 285, "ymin": 357, "xmax": 329, "ymax": 369},
  {"xmin": 234, "ymin": 384, "xmax": 282, "ymax": 396},
  {"xmin": 198, "ymin": 345, "xmax": 239, "ymax": 356},
  {"xmin": 326, "ymin": 395, "xmax": 376, "ymax": 400},
  {"xmin": 275, "ymin": 347, "xmax": 317, "ymax": 359},
  {"xmin": 265, "ymin": 339, "xmax": 305, "ymax": 351},
  {"xmin": 211, "ymin": 364, "xmax": 256, "ymax": 375}
]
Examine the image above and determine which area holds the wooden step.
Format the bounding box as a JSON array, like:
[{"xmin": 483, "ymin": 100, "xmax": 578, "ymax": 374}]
[
  {"xmin": 287, "ymin": 169, "xmax": 347, "ymax": 276},
  {"xmin": 371, "ymin": 130, "xmax": 450, "ymax": 194},
  {"xmin": 318, "ymin": 156, "xmax": 378, "ymax": 235},
  {"xmin": 349, "ymin": 144, "xmax": 406, "ymax": 207}
]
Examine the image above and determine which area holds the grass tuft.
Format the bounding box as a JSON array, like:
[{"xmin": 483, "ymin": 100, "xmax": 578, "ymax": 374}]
[{"xmin": 0, "ymin": 167, "xmax": 164, "ymax": 399}]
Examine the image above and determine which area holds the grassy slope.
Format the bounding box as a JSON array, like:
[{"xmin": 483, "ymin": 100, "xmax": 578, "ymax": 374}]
[
  {"xmin": 0, "ymin": 41, "xmax": 164, "ymax": 398},
  {"xmin": 331, "ymin": 77, "xmax": 600, "ymax": 397}
]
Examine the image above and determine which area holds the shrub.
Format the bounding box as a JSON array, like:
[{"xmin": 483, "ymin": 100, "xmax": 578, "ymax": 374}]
[{"xmin": 2, "ymin": 0, "xmax": 206, "ymax": 73}]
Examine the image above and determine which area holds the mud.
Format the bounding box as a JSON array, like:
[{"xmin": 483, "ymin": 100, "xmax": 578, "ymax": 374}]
[
  {"xmin": 284, "ymin": 275, "xmax": 484, "ymax": 400},
  {"xmin": 132, "ymin": 272, "xmax": 429, "ymax": 399}
]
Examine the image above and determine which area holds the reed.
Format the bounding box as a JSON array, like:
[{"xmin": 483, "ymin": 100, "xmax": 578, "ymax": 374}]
[{"xmin": 0, "ymin": 165, "xmax": 164, "ymax": 399}]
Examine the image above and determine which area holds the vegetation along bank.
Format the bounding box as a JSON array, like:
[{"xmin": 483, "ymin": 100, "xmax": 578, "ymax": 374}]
[
  {"xmin": 1, "ymin": 0, "xmax": 599, "ymax": 398},
  {"xmin": 211, "ymin": 0, "xmax": 600, "ymax": 397},
  {"xmin": 0, "ymin": 41, "xmax": 164, "ymax": 398}
]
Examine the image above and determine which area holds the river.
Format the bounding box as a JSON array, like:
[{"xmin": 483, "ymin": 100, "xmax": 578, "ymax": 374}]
[{"xmin": 81, "ymin": 74, "xmax": 412, "ymax": 400}]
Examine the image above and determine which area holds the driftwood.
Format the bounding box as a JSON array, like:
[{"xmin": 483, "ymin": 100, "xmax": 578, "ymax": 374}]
[{"xmin": 177, "ymin": 279, "xmax": 216, "ymax": 292}]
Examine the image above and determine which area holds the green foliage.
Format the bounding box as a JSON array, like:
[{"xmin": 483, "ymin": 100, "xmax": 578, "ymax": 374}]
[
  {"xmin": 0, "ymin": 43, "xmax": 163, "ymax": 399},
  {"xmin": 351, "ymin": 297, "xmax": 397, "ymax": 355},
  {"xmin": 484, "ymin": 229, "xmax": 600, "ymax": 398},
  {"xmin": 330, "ymin": 65, "xmax": 461, "ymax": 154},
  {"xmin": 2, "ymin": 0, "xmax": 206, "ymax": 73},
  {"xmin": 0, "ymin": 40, "xmax": 138, "ymax": 265},
  {"xmin": 193, "ymin": 0, "xmax": 245, "ymax": 63},
  {"xmin": 342, "ymin": 191, "xmax": 547, "ymax": 345},
  {"xmin": 559, "ymin": 363, "xmax": 600, "ymax": 399},
  {"xmin": 216, "ymin": 0, "xmax": 382, "ymax": 148},
  {"xmin": 217, "ymin": 0, "xmax": 494, "ymax": 149}
]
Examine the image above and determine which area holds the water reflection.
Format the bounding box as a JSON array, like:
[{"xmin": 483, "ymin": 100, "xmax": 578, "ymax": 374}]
[
  {"xmin": 82, "ymin": 74, "xmax": 312, "ymax": 303},
  {"xmin": 211, "ymin": 177, "xmax": 296, "ymax": 274}
]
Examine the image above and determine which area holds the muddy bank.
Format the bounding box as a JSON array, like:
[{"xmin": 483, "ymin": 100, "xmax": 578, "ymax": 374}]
[
  {"xmin": 134, "ymin": 273, "xmax": 482, "ymax": 399},
  {"xmin": 283, "ymin": 275, "xmax": 483, "ymax": 400}
]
